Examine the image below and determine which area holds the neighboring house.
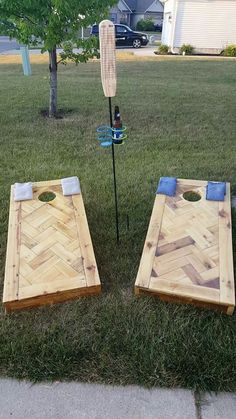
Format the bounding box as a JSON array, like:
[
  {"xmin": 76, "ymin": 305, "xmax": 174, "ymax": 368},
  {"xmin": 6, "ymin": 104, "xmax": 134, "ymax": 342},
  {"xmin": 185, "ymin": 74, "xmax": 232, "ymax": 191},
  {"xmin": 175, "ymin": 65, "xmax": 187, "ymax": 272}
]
[
  {"xmin": 109, "ymin": 0, "xmax": 164, "ymax": 28},
  {"xmin": 162, "ymin": 0, "xmax": 236, "ymax": 54},
  {"xmin": 109, "ymin": 1, "xmax": 133, "ymax": 26}
]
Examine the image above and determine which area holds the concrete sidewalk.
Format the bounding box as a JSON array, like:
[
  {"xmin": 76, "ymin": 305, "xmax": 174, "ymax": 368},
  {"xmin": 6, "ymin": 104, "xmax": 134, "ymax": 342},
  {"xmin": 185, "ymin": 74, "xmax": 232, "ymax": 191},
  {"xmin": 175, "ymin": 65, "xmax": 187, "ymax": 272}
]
[{"xmin": 0, "ymin": 379, "xmax": 236, "ymax": 419}]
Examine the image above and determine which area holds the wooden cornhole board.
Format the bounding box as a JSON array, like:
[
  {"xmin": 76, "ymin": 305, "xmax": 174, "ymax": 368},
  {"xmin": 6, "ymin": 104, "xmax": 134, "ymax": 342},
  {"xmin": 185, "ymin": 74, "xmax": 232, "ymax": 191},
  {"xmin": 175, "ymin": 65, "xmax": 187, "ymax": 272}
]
[
  {"xmin": 135, "ymin": 179, "xmax": 235, "ymax": 315},
  {"xmin": 3, "ymin": 179, "xmax": 101, "ymax": 312}
]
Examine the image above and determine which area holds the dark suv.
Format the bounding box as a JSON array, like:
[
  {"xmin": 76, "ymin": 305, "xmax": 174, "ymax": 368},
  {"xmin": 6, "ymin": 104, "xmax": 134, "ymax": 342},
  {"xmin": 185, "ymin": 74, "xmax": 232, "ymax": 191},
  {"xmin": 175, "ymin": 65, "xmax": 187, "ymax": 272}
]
[{"xmin": 90, "ymin": 24, "xmax": 149, "ymax": 48}]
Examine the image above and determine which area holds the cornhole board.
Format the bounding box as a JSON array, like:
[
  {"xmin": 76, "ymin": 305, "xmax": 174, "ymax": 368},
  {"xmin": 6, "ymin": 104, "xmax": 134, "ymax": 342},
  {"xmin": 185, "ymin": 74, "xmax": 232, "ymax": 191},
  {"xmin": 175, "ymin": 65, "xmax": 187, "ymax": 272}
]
[
  {"xmin": 3, "ymin": 179, "xmax": 101, "ymax": 312},
  {"xmin": 135, "ymin": 179, "xmax": 235, "ymax": 315}
]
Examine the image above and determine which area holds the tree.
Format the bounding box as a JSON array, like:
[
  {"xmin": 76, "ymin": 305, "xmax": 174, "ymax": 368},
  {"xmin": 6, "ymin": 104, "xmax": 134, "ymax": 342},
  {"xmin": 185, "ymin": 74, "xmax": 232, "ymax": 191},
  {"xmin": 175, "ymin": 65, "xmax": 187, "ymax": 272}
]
[{"xmin": 0, "ymin": 0, "xmax": 116, "ymax": 117}]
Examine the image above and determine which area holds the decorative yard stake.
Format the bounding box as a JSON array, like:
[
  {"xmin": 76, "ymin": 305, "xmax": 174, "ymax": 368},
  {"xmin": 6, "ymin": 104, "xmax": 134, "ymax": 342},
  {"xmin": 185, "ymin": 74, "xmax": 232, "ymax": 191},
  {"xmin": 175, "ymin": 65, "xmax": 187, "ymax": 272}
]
[
  {"xmin": 97, "ymin": 20, "xmax": 127, "ymax": 243},
  {"xmin": 20, "ymin": 46, "xmax": 31, "ymax": 76}
]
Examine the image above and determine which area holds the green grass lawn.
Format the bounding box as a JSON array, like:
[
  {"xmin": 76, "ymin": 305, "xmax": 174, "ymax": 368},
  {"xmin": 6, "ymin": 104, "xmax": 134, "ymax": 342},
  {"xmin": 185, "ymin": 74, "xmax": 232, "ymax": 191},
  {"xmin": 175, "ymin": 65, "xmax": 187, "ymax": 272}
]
[{"xmin": 0, "ymin": 59, "xmax": 236, "ymax": 391}]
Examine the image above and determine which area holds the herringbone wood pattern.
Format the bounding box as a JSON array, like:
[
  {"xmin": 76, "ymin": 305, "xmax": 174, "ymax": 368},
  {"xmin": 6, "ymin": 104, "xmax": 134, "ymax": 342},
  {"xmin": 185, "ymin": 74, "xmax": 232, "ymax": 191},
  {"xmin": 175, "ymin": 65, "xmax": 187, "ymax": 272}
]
[
  {"xmin": 3, "ymin": 179, "xmax": 101, "ymax": 311},
  {"xmin": 151, "ymin": 183, "xmax": 220, "ymax": 291},
  {"xmin": 19, "ymin": 185, "xmax": 86, "ymax": 300},
  {"xmin": 135, "ymin": 178, "xmax": 235, "ymax": 315}
]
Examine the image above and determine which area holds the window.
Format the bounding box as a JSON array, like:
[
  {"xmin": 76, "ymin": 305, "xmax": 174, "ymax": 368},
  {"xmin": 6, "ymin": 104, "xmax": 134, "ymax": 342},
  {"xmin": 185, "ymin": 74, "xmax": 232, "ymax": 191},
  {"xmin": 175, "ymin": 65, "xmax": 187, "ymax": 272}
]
[
  {"xmin": 116, "ymin": 25, "xmax": 128, "ymax": 33},
  {"xmin": 110, "ymin": 13, "xmax": 117, "ymax": 23}
]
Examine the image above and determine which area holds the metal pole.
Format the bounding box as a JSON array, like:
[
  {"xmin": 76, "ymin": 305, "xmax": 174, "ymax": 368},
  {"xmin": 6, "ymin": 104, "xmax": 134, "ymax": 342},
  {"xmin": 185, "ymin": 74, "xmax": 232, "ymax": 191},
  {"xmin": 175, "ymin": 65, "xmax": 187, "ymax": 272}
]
[{"xmin": 109, "ymin": 97, "xmax": 120, "ymax": 243}]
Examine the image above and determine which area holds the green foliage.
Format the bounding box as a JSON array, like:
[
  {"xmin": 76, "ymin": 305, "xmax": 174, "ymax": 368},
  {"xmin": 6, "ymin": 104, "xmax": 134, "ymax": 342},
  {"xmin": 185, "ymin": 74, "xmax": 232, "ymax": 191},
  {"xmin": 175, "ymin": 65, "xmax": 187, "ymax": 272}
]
[
  {"xmin": 0, "ymin": 0, "xmax": 117, "ymax": 115},
  {"xmin": 158, "ymin": 44, "xmax": 169, "ymax": 55},
  {"xmin": 136, "ymin": 18, "xmax": 155, "ymax": 32},
  {"xmin": 180, "ymin": 44, "xmax": 194, "ymax": 55},
  {"xmin": 59, "ymin": 37, "xmax": 100, "ymax": 65},
  {"xmin": 221, "ymin": 45, "xmax": 236, "ymax": 57},
  {"xmin": 0, "ymin": 0, "xmax": 116, "ymax": 62}
]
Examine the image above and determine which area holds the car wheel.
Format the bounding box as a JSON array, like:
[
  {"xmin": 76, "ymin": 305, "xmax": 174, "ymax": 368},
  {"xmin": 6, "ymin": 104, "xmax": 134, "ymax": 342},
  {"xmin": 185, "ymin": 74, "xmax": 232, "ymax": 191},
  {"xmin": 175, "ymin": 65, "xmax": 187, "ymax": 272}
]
[{"xmin": 133, "ymin": 39, "xmax": 141, "ymax": 48}]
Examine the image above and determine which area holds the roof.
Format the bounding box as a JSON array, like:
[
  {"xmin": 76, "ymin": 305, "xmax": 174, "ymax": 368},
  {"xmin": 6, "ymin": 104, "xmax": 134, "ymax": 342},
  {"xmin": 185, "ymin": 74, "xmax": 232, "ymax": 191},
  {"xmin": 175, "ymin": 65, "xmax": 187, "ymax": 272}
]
[
  {"xmin": 136, "ymin": 0, "xmax": 155, "ymax": 13},
  {"xmin": 119, "ymin": 0, "xmax": 132, "ymax": 11},
  {"xmin": 125, "ymin": 0, "xmax": 162, "ymax": 13},
  {"xmin": 125, "ymin": 0, "xmax": 136, "ymax": 10}
]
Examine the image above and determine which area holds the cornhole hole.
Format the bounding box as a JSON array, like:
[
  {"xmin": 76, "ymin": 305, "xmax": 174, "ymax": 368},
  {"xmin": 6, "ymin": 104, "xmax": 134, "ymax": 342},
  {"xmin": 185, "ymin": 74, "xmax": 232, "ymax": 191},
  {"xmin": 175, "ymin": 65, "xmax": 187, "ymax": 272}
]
[
  {"xmin": 135, "ymin": 179, "xmax": 235, "ymax": 315},
  {"xmin": 3, "ymin": 179, "xmax": 101, "ymax": 312}
]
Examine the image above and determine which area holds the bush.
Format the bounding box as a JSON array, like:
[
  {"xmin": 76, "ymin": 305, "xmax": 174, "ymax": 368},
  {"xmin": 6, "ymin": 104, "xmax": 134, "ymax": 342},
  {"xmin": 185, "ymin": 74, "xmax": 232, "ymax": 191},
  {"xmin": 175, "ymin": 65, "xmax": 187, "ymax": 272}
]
[
  {"xmin": 221, "ymin": 45, "xmax": 236, "ymax": 56},
  {"xmin": 179, "ymin": 44, "xmax": 194, "ymax": 55},
  {"xmin": 136, "ymin": 18, "xmax": 155, "ymax": 32},
  {"xmin": 158, "ymin": 44, "xmax": 169, "ymax": 55}
]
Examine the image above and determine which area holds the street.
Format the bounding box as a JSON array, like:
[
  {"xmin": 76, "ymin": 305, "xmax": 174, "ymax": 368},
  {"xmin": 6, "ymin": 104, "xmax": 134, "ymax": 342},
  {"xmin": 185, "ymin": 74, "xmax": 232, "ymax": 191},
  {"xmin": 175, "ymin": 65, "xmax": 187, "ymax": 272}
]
[{"xmin": 0, "ymin": 36, "xmax": 20, "ymax": 53}]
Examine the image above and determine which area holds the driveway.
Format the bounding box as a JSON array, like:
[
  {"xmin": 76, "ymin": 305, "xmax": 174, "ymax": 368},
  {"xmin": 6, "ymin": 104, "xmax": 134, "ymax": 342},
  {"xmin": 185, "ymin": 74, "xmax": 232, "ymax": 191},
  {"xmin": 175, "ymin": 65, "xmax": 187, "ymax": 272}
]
[{"xmin": 0, "ymin": 45, "xmax": 157, "ymax": 58}]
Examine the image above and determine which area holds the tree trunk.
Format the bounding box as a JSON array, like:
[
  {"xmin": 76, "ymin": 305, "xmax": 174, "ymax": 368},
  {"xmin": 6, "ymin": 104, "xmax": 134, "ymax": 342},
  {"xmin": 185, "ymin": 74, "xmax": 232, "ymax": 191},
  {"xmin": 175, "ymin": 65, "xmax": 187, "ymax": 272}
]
[{"xmin": 49, "ymin": 47, "xmax": 57, "ymax": 118}]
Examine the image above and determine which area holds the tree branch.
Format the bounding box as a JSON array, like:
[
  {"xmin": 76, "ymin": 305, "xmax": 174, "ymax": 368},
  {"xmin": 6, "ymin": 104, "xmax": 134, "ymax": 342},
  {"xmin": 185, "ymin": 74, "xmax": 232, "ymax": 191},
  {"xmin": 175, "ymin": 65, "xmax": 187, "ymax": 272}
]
[{"xmin": 11, "ymin": 12, "xmax": 41, "ymax": 27}]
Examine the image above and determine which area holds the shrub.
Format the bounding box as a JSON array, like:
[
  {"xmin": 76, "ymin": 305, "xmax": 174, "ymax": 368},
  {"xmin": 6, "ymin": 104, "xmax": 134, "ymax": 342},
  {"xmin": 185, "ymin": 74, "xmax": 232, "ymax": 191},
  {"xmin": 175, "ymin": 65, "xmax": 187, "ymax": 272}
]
[
  {"xmin": 136, "ymin": 18, "xmax": 155, "ymax": 32},
  {"xmin": 158, "ymin": 44, "xmax": 169, "ymax": 55},
  {"xmin": 180, "ymin": 44, "xmax": 194, "ymax": 55},
  {"xmin": 221, "ymin": 45, "xmax": 236, "ymax": 56}
]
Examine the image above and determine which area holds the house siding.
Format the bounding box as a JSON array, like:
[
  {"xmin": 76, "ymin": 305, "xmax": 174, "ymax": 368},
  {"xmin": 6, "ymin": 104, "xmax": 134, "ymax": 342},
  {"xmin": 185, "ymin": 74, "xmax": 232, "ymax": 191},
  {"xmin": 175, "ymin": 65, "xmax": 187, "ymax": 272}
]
[
  {"xmin": 175, "ymin": 0, "xmax": 236, "ymax": 51},
  {"xmin": 162, "ymin": 0, "xmax": 236, "ymax": 53}
]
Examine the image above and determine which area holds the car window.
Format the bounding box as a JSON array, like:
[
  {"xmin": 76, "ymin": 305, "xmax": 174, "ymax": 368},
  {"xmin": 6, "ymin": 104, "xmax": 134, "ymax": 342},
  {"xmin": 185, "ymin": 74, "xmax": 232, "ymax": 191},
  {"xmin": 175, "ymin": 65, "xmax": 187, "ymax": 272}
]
[
  {"xmin": 91, "ymin": 25, "xmax": 99, "ymax": 34},
  {"xmin": 116, "ymin": 26, "xmax": 128, "ymax": 34}
]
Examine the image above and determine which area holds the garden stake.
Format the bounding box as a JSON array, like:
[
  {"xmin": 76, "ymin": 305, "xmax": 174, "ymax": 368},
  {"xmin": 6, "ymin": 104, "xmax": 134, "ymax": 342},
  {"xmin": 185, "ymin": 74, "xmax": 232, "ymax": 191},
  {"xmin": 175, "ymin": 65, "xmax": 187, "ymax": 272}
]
[
  {"xmin": 109, "ymin": 97, "xmax": 120, "ymax": 243},
  {"xmin": 98, "ymin": 20, "xmax": 120, "ymax": 243}
]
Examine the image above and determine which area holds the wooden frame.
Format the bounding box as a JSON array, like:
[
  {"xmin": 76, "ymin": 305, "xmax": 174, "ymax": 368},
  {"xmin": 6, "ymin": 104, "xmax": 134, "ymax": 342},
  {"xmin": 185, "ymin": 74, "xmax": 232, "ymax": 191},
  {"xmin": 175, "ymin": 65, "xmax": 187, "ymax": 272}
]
[
  {"xmin": 135, "ymin": 179, "xmax": 235, "ymax": 315},
  {"xmin": 3, "ymin": 179, "xmax": 101, "ymax": 312}
]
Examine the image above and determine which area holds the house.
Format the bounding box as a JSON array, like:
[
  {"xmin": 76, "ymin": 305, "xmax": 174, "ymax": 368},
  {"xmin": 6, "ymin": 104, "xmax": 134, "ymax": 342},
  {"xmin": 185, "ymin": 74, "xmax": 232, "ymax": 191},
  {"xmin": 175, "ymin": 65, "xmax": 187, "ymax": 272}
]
[
  {"xmin": 109, "ymin": 1, "xmax": 133, "ymax": 27},
  {"xmin": 162, "ymin": 0, "xmax": 236, "ymax": 54},
  {"xmin": 109, "ymin": 0, "xmax": 164, "ymax": 29}
]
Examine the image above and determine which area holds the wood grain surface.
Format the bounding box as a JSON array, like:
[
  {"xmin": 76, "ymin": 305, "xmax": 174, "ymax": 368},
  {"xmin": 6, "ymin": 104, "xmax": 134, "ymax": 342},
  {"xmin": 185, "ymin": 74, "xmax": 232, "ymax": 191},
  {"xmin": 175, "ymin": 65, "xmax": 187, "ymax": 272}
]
[
  {"xmin": 135, "ymin": 179, "xmax": 235, "ymax": 315},
  {"xmin": 3, "ymin": 180, "xmax": 101, "ymax": 312},
  {"xmin": 99, "ymin": 20, "xmax": 117, "ymax": 98}
]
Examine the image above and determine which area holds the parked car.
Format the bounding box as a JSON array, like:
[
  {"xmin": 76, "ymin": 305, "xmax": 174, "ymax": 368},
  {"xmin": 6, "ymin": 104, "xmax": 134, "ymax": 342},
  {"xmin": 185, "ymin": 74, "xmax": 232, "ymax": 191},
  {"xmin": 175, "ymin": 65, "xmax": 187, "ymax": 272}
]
[
  {"xmin": 154, "ymin": 22, "xmax": 163, "ymax": 32},
  {"xmin": 90, "ymin": 24, "xmax": 149, "ymax": 48}
]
